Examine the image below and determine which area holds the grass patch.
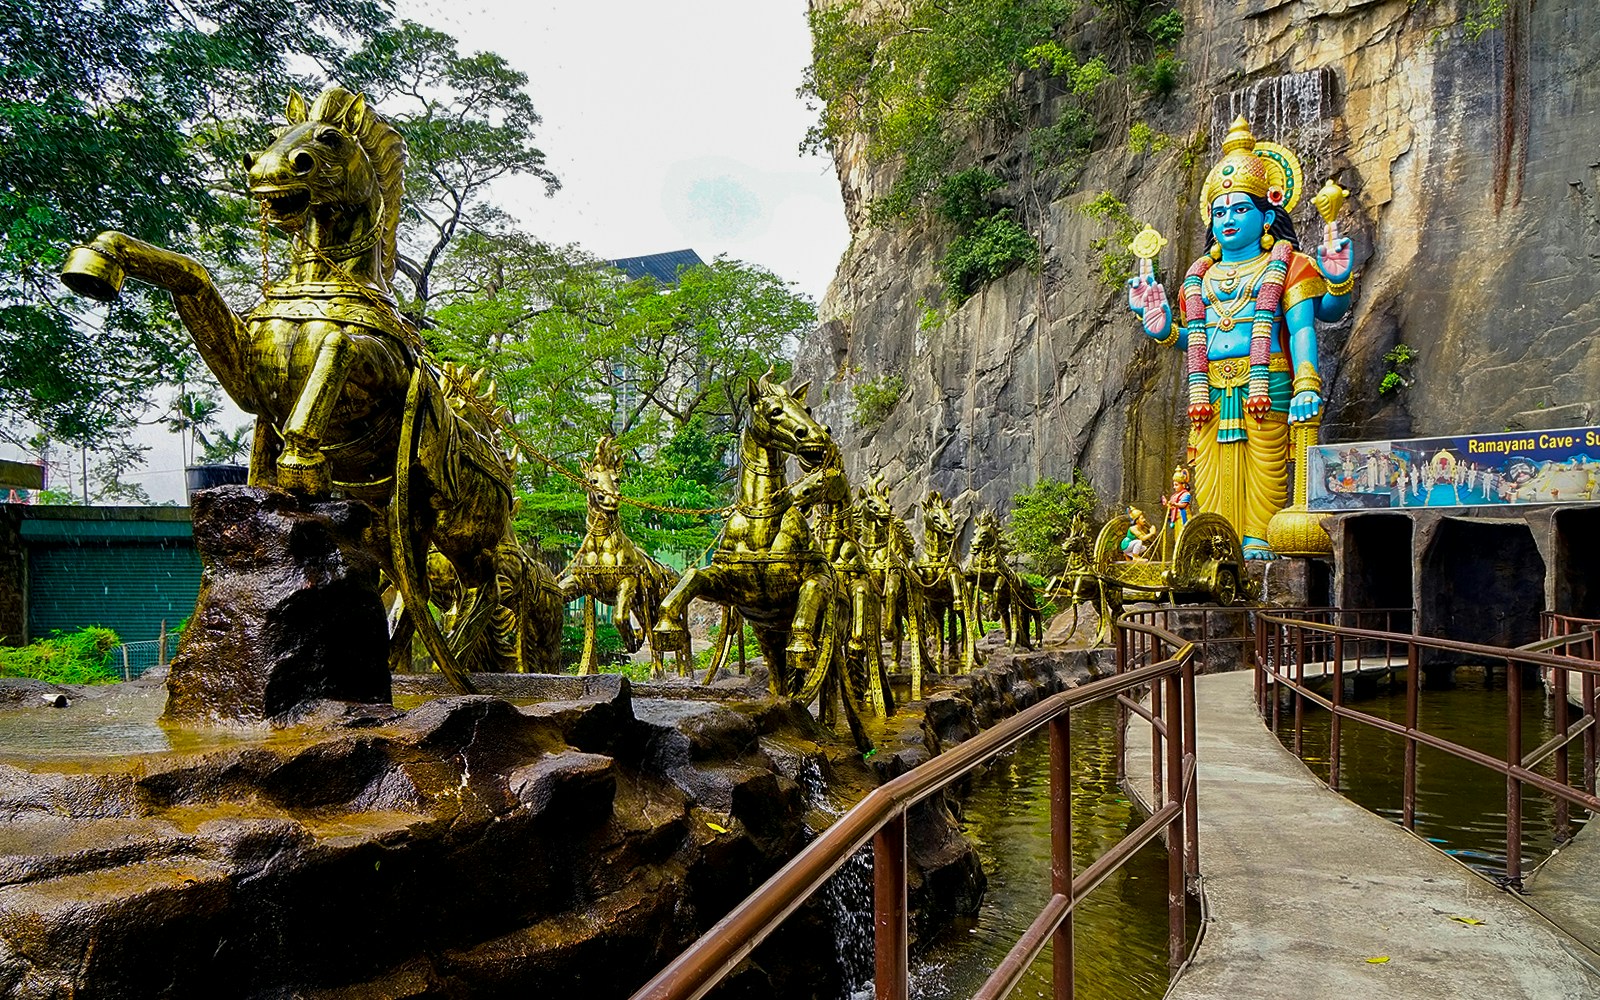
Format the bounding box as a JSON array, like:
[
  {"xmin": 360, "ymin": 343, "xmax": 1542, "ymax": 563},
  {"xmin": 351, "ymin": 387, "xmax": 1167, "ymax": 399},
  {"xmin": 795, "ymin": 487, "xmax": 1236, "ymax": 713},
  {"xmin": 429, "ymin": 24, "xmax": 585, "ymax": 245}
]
[{"xmin": 0, "ymin": 627, "xmax": 121, "ymax": 685}]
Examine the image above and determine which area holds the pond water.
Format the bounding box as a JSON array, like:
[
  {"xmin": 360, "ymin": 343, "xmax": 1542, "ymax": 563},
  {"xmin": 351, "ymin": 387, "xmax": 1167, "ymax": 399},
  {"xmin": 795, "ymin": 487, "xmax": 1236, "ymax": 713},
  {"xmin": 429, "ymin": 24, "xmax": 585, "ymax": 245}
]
[
  {"xmin": 905, "ymin": 701, "xmax": 1195, "ymax": 1000},
  {"xmin": 1276, "ymin": 665, "xmax": 1589, "ymax": 880}
]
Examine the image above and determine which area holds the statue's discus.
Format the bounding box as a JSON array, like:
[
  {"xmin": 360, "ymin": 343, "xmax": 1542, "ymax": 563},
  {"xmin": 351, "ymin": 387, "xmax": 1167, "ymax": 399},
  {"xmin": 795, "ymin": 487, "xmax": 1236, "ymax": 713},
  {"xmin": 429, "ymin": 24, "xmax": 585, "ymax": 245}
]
[{"xmin": 1129, "ymin": 225, "xmax": 1168, "ymax": 261}]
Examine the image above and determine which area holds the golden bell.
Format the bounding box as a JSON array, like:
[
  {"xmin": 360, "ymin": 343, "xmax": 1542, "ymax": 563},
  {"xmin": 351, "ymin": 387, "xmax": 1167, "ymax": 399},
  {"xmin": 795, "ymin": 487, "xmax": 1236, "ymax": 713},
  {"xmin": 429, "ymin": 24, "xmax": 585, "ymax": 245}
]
[{"xmin": 60, "ymin": 244, "xmax": 126, "ymax": 302}]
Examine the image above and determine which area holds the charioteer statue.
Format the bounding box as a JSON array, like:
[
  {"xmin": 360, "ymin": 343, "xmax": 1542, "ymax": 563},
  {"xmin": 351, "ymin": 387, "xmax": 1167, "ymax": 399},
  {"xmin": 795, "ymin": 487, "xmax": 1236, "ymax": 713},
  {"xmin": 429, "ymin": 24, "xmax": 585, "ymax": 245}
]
[{"xmin": 1127, "ymin": 116, "xmax": 1358, "ymax": 559}]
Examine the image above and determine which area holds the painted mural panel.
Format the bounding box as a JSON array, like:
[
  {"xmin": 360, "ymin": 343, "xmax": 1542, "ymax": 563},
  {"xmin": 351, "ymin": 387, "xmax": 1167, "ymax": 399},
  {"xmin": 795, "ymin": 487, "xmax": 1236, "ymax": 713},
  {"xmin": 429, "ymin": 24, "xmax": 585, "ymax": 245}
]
[{"xmin": 1305, "ymin": 427, "xmax": 1600, "ymax": 511}]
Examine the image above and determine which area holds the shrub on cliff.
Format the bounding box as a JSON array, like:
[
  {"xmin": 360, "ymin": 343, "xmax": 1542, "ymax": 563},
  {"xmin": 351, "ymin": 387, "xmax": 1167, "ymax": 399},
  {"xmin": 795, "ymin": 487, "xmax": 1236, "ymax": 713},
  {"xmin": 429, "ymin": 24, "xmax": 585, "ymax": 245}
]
[
  {"xmin": 1007, "ymin": 473, "xmax": 1100, "ymax": 575},
  {"xmin": 941, "ymin": 212, "xmax": 1041, "ymax": 303}
]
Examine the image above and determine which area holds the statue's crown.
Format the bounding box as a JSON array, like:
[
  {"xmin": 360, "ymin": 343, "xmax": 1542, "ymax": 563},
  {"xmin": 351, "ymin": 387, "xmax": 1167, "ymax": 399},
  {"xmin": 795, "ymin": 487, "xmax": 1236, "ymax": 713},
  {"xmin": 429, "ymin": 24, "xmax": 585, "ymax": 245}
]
[{"xmin": 1201, "ymin": 116, "xmax": 1305, "ymax": 221}]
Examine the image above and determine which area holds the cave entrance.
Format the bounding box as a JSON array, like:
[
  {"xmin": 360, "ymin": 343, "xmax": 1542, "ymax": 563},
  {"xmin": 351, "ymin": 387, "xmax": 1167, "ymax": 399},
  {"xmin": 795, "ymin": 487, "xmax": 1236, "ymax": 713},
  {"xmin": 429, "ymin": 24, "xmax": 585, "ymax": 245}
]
[
  {"xmin": 1337, "ymin": 514, "xmax": 1414, "ymax": 634},
  {"xmin": 1553, "ymin": 507, "xmax": 1600, "ymax": 619},
  {"xmin": 1420, "ymin": 518, "xmax": 1545, "ymax": 653}
]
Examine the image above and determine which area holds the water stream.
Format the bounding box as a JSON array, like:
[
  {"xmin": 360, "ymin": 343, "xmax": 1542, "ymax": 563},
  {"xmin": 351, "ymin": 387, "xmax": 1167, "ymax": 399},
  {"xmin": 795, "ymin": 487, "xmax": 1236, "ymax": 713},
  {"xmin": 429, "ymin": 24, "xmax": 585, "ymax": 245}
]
[
  {"xmin": 1276, "ymin": 665, "xmax": 1590, "ymax": 879},
  {"xmin": 907, "ymin": 701, "xmax": 1192, "ymax": 1000}
]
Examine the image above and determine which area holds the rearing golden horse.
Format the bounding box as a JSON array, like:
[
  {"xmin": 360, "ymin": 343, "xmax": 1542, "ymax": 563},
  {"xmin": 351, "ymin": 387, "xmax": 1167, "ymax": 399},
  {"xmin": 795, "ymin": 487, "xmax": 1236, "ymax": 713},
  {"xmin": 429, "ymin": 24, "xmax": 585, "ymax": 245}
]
[
  {"xmin": 60, "ymin": 86, "xmax": 558, "ymax": 691},
  {"xmin": 653, "ymin": 375, "xmax": 871, "ymax": 749}
]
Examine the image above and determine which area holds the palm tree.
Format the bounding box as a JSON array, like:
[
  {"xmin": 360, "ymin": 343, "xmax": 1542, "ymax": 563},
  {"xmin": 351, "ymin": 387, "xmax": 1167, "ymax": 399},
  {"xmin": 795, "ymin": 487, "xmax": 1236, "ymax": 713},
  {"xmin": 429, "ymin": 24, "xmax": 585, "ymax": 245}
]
[
  {"xmin": 201, "ymin": 423, "xmax": 253, "ymax": 465},
  {"xmin": 162, "ymin": 390, "xmax": 221, "ymax": 467}
]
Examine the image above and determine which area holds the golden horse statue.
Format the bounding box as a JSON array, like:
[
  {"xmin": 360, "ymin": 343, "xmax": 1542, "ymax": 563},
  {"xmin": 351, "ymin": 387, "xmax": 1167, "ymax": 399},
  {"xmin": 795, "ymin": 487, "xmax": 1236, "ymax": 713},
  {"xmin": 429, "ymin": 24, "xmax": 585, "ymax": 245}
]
[
  {"xmin": 653, "ymin": 375, "xmax": 871, "ymax": 749},
  {"xmin": 914, "ymin": 490, "xmax": 978, "ymax": 673},
  {"xmin": 60, "ymin": 86, "xmax": 559, "ymax": 690},
  {"xmin": 791, "ymin": 442, "xmax": 893, "ymax": 716},
  {"xmin": 558, "ymin": 436, "xmax": 687, "ymax": 677},
  {"xmin": 854, "ymin": 473, "xmax": 931, "ymax": 701},
  {"xmin": 964, "ymin": 509, "xmax": 1044, "ymax": 650}
]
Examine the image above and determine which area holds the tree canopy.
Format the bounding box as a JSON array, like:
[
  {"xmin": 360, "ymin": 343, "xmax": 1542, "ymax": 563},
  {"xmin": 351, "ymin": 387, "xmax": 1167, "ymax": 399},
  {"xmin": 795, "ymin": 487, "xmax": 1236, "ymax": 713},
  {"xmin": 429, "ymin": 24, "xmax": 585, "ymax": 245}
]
[{"xmin": 0, "ymin": 1, "xmax": 557, "ymax": 500}]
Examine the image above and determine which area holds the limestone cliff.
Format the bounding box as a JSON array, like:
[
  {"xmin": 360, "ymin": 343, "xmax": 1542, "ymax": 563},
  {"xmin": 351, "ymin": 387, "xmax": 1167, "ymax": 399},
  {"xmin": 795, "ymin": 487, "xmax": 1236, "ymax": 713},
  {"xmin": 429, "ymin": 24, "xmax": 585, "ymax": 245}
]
[{"xmin": 796, "ymin": 0, "xmax": 1600, "ymax": 522}]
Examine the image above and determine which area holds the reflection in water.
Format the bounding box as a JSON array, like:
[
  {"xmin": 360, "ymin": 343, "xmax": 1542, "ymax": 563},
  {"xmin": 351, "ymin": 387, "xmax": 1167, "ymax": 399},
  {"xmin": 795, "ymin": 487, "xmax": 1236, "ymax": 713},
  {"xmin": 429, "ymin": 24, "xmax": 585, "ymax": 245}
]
[
  {"xmin": 914, "ymin": 701, "xmax": 1191, "ymax": 1000},
  {"xmin": 1280, "ymin": 665, "xmax": 1589, "ymax": 879}
]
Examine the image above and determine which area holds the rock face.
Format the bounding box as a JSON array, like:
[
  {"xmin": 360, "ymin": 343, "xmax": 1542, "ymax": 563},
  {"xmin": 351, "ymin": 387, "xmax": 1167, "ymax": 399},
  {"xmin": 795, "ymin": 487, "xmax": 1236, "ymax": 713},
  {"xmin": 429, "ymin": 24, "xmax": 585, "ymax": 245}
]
[
  {"xmin": 165, "ymin": 485, "xmax": 391, "ymax": 723},
  {"xmin": 797, "ymin": 0, "xmax": 1600, "ymax": 520}
]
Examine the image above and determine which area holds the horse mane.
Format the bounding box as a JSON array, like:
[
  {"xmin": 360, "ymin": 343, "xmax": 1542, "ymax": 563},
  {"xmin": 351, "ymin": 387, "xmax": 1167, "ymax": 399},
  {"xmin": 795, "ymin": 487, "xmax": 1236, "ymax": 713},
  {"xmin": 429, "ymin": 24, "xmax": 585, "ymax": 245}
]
[{"xmin": 308, "ymin": 86, "xmax": 406, "ymax": 286}]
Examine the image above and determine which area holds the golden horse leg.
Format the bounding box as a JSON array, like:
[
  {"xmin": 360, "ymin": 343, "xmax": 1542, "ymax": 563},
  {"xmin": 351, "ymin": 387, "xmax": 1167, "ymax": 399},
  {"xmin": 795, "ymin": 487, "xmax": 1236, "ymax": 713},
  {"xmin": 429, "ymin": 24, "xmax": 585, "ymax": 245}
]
[
  {"xmin": 278, "ymin": 325, "xmax": 350, "ymax": 496},
  {"xmin": 578, "ymin": 595, "xmax": 598, "ymax": 676}
]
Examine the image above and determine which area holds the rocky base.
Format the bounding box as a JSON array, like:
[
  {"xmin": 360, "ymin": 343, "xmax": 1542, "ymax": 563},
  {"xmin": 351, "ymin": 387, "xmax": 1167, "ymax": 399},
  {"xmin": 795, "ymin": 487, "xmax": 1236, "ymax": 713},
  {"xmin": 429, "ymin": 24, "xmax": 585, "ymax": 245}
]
[
  {"xmin": 0, "ymin": 630, "xmax": 1109, "ymax": 998},
  {"xmin": 0, "ymin": 670, "xmax": 992, "ymax": 999},
  {"xmin": 166, "ymin": 485, "xmax": 390, "ymax": 724}
]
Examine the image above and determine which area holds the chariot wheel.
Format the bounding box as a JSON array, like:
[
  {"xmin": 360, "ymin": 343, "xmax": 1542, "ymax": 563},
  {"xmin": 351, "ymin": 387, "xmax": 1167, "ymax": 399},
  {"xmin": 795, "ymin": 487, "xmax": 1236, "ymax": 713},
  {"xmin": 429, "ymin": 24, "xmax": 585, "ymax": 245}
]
[
  {"xmin": 1172, "ymin": 513, "xmax": 1243, "ymax": 603},
  {"xmin": 1214, "ymin": 566, "xmax": 1239, "ymax": 607}
]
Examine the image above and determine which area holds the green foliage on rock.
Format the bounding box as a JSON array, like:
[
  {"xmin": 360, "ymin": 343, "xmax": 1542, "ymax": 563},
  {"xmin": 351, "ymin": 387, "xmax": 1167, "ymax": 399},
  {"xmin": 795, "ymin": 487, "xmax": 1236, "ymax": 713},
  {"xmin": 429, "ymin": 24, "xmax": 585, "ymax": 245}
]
[
  {"xmin": 852, "ymin": 373, "xmax": 908, "ymax": 428},
  {"xmin": 1007, "ymin": 472, "xmax": 1100, "ymax": 575},
  {"xmin": 0, "ymin": 627, "xmax": 121, "ymax": 685},
  {"xmin": 937, "ymin": 169, "xmax": 1006, "ymax": 229},
  {"xmin": 1380, "ymin": 343, "xmax": 1418, "ymax": 396},
  {"xmin": 1131, "ymin": 53, "xmax": 1183, "ymax": 98},
  {"xmin": 1079, "ymin": 192, "xmax": 1146, "ymax": 288},
  {"xmin": 941, "ymin": 212, "xmax": 1041, "ymax": 302},
  {"xmin": 802, "ymin": 0, "xmax": 1080, "ymax": 222}
]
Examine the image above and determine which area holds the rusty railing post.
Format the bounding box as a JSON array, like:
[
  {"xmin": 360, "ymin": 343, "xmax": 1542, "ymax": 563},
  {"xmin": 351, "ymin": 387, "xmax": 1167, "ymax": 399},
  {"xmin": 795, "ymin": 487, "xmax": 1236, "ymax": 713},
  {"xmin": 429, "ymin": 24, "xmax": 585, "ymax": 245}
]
[
  {"xmin": 1255, "ymin": 613, "xmax": 1266, "ymax": 714},
  {"xmin": 1404, "ymin": 641, "xmax": 1419, "ymax": 831},
  {"xmin": 1115, "ymin": 623, "xmax": 1128, "ymax": 785},
  {"xmin": 1294, "ymin": 625, "xmax": 1306, "ymax": 756},
  {"xmin": 874, "ymin": 811, "xmax": 908, "ymax": 1000},
  {"xmin": 1165, "ymin": 671, "xmax": 1185, "ymax": 973},
  {"xmin": 1182, "ymin": 644, "xmax": 1200, "ymax": 882},
  {"xmin": 1506, "ymin": 657, "xmax": 1523, "ymax": 890},
  {"xmin": 1271, "ymin": 624, "xmax": 1282, "ymax": 736},
  {"xmin": 1585, "ymin": 668, "xmax": 1597, "ymax": 799},
  {"xmin": 1151, "ymin": 658, "xmax": 1164, "ymax": 807},
  {"xmin": 1555, "ymin": 663, "xmax": 1571, "ymax": 842},
  {"xmin": 1331, "ymin": 633, "xmax": 1344, "ymax": 789},
  {"xmin": 1050, "ymin": 713, "xmax": 1074, "ymax": 1000}
]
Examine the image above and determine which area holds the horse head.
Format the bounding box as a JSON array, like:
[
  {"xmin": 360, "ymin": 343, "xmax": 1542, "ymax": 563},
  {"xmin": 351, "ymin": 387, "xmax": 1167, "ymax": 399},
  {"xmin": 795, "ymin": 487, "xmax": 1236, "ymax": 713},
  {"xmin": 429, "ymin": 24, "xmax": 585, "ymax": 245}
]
[
  {"xmin": 858, "ymin": 472, "xmax": 892, "ymax": 522},
  {"xmin": 245, "ymin": 87, "xmax": 405, "ymax": 281},
  {"xmin": 581, "ymin": 435, "xmax": 624, "ymax": 515},
  {"xmin": 747, "ymin": 372, "xmax": 831, "ymax": 467},
  {"xmin": 972, "ymin": 510, "xmax": 1001, "ymax": 553},
  {"xmin": 924, "ymin": 490, "xmax": 956, "ymax": 546}
]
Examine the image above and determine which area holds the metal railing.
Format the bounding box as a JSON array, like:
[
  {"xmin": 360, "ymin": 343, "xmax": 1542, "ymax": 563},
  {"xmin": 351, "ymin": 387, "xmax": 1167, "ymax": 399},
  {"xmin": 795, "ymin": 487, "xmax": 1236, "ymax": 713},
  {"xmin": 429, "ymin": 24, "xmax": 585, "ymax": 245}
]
[
  {"xmin": 630, "ymin": 621, "xmax": 1199, "ymax": 1000},
  {"xmin": 1255, "ymin": 611, "xmax": 1600, "ymax": 889}
]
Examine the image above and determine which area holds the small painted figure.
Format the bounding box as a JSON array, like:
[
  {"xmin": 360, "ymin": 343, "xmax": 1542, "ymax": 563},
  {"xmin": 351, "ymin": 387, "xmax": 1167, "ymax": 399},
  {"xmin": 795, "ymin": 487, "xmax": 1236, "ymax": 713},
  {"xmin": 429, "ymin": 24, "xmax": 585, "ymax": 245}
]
[
  {"xmin": 1162, "ymin": 466, "xmax": 1193, "ymax": 529},
  {"xmin": 1120, "ymin": 507, "xmax": 1158, "ymax": 561}
]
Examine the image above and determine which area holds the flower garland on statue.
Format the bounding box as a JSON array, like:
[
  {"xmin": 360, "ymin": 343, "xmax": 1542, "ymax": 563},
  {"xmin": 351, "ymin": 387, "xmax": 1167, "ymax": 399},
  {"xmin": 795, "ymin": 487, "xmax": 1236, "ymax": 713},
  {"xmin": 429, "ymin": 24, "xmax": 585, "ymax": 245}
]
[{"xmin": 1182, "ymin": 237, "xmax": 1294, "ymax": 428}]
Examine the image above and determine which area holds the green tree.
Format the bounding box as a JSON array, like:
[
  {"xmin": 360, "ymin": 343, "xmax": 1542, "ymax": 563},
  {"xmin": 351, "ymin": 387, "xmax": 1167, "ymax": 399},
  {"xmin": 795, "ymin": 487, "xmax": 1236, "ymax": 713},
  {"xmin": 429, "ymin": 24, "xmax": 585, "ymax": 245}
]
[
  {"xmin": 0, "ymin": 0, "xmax": 391, "ymax": 475},
  {"xmin": 1007, "ymin": 472, "xmax": 1100, "ymax": 575},
  {"xmin": 337, "ymin": 20, "xmax": 560, "ymax": 310},
  {"xmin": 161, "ymin": 390, "xmax": 222, "ymax": 468}
]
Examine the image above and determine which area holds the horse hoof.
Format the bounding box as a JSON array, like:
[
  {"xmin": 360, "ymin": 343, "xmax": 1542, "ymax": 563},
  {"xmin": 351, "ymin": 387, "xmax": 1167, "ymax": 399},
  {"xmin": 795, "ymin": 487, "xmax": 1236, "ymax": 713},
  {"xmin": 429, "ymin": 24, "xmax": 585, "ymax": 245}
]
[
  {"xmin": 654, "ymin": 621, "xmax": 686, "ymax": 641},
  {"xmin": 277, "ymin": 452, "xmax": 331, "ymax": 497}
]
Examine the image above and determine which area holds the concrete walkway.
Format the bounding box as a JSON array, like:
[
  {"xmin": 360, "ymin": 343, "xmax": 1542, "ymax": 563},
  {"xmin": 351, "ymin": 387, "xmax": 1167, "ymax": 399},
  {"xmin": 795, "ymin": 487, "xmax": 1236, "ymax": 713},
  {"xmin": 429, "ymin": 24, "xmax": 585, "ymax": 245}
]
[
  {"xmin": 1128, "ymin": 670, "xmax": 1600, "ymax": 999},
  {"xmin": 1526, "ymin": 814, "xmax": 1600, "ymax": 956}
]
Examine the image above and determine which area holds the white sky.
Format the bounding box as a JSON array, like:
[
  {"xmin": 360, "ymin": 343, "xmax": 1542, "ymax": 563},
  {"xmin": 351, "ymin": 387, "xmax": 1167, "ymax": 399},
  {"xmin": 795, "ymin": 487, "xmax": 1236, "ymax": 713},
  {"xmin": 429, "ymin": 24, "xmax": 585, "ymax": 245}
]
[{"xmin": 9, "ymin": 1, "xmax": 848, "ymax": 505}]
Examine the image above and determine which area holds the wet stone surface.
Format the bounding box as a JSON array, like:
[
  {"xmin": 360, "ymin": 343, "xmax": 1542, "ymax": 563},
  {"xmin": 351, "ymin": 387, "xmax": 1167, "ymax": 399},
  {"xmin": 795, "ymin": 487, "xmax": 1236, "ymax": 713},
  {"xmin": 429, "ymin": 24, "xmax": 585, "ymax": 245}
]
[
  {"xmin": 0, "ymin": 634, "xmax": 1103, "ymax": 998},
  {"xmin": 165, "ymin": 485, "xmax": 391, "ymax": 724}
]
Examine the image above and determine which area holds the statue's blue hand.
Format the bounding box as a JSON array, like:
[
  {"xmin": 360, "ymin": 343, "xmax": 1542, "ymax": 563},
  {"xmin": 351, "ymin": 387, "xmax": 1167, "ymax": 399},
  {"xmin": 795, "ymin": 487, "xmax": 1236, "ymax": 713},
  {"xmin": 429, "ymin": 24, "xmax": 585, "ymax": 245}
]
[
  {"xmin": 1127, "ymin": 273, "xmax": 1171, "ymax": 338},
  {"xmin": 1317, "ymin": 237, "xmax": 1354, "ymax": 285},
  {"xmin": 1289, "ymin": 390, "xmax": 1322, "ymax": 423}
]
